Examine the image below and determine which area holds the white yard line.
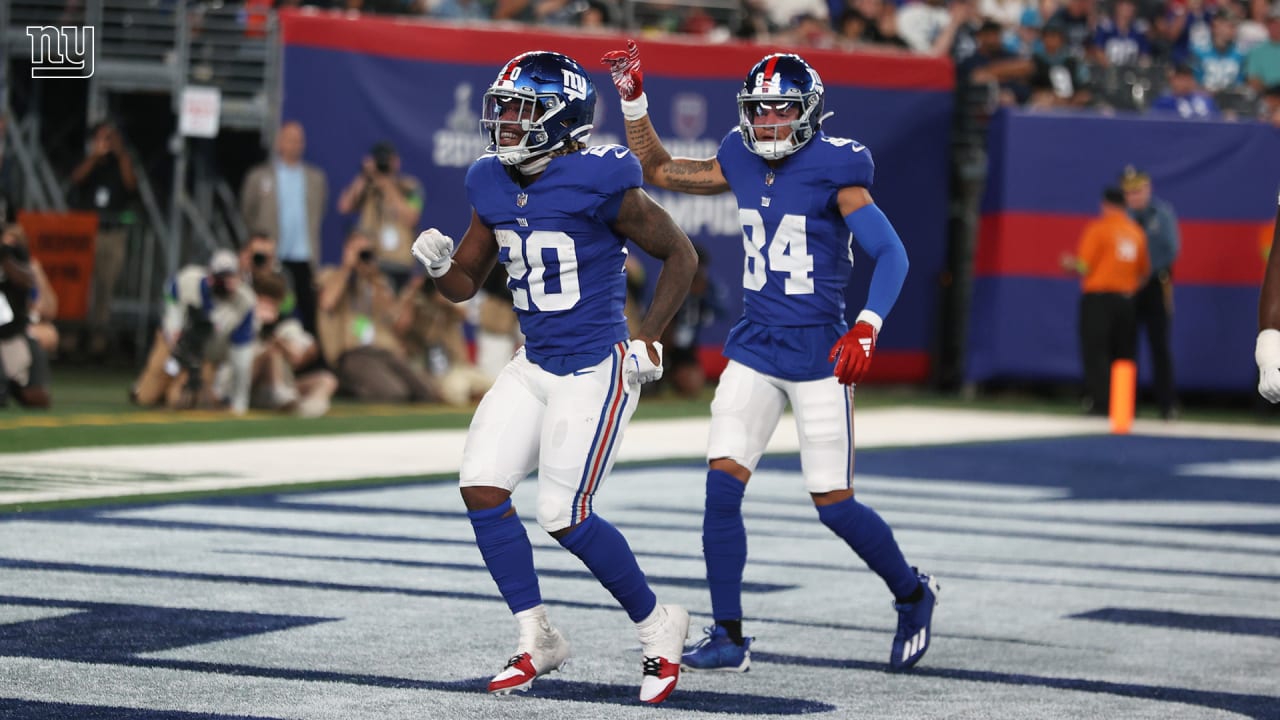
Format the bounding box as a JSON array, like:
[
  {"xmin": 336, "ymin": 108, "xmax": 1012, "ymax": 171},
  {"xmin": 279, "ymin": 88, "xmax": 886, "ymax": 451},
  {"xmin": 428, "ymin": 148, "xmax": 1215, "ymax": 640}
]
[{"xmin": 0, "ymin": 408, "xmax": 1273, "ymax": 506}]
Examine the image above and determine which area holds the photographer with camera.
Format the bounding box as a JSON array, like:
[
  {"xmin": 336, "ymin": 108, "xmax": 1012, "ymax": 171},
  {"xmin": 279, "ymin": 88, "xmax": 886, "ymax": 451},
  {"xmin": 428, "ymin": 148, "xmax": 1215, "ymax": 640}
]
[
  {"xmin": 251, "ymin": 270, "xmax": 337, "ymax": 417},
  {"xmin": 69, "ymin": 120, "xmax": 138, "ymax": 358},
  {"xmin": 315, "ymin": 230, "xmax": 437, "ymax": 403},
  {"xmin": 130, "ymin": 250, "xmax": 257, "ymax": 413},
  {"xmin": 0, "ymin": 223, "xmax": 51, "ymax": 408},
  {"xmin": 336, "ymin": 140, "xmax": 424, "ymax": 290}
]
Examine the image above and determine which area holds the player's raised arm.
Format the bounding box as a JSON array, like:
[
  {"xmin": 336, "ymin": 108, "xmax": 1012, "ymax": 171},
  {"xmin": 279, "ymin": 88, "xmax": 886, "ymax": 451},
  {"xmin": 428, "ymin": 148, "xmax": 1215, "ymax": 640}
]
[
  {"xmin": 411, "ymin": 209, "xmax": 498, "ymax": 303},
  {"xmin": 611, "ymin": 186, "xmax": 698, "ymax": 349},
  {"xmin": 601, "ymin": 41, "xmax": 729, "ymax": 196}
]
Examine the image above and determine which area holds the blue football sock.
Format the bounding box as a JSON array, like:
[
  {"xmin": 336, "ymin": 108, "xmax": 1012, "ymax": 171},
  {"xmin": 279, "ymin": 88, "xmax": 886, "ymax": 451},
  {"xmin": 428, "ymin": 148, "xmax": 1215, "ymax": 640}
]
[
  {"xmin": 468, "ymin": 499, "xmax": 542, "ymax": 614},
  {"xmin": 704, "ymin": 469, "xmax": 748, "ymax": 622},
  {"xmin": 817, "ymin": 496, "xmax": 919, "ymax": 601},
  {"xmin": 558, "ymin": 514, "xmax": 657, "ymax": 623}
]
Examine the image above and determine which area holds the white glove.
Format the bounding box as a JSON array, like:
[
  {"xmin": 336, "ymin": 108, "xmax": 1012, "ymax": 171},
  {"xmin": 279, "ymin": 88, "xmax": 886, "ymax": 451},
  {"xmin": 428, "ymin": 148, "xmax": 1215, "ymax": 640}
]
[
  {"xmin": 1257, "ymin": 329, "xmax": 1280, "ymax": 403},
  {"xmin": 411, "ymin": 228, "xmax": 455, "ymax": 278},
  {"xmin": 623, "ymin": 339, "xmax": 663, "ymax": 387}
]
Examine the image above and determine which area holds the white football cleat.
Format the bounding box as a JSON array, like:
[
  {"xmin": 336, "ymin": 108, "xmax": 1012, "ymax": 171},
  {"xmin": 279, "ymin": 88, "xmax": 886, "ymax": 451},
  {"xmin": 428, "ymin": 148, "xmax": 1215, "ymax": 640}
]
[
  {"xmin": 487, "ymin": 620, "xmax": 569, "ymax": 695},
  {"xmin": 637, "ymin": 604, "xmax": 690, "ymax": 704}
]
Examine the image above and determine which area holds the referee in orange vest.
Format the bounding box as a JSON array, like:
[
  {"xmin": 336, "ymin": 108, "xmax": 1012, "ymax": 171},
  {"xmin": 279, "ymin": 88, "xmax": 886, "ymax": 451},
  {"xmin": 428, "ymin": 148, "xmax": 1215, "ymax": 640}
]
[{"xmin": 1062, "ymin": 186, "xmax": 1150, "ymax": 415}]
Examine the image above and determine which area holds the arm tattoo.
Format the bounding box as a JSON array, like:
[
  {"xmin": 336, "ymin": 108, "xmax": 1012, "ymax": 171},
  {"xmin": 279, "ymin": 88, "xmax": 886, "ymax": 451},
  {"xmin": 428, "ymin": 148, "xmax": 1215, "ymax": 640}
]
[{"xmin": 625, "ymin": 118, "xmax": 728, "ymax": 195}]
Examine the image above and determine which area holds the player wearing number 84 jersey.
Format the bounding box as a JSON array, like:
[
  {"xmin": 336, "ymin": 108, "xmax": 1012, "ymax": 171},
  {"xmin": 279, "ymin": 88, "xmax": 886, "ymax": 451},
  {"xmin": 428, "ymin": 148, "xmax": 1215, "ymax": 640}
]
[
  {"xmin": 601, "ymin": 44, "xmax": 938, "ymax": 673},
  {"xmin": 413, "ymin": 50, "xmax": 697, "ymax": 704}
]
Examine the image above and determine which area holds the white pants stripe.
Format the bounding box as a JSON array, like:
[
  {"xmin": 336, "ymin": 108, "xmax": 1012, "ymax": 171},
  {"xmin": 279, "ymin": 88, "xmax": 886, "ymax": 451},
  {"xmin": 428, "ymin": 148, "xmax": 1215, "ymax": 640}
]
[{"xmin": 573, "ymin": 341, "xmax": 629, "ymax": 524}]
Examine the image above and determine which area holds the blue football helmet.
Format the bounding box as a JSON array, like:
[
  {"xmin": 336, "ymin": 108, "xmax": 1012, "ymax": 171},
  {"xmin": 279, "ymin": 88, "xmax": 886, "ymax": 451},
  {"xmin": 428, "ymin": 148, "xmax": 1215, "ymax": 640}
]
[
  {"xmin": 482, "ymin": 51, "xmax": 596, "ymax": 167},
  {"xmin": 737, "ymin": 54, "xmax": 825, "ymax": 160}
]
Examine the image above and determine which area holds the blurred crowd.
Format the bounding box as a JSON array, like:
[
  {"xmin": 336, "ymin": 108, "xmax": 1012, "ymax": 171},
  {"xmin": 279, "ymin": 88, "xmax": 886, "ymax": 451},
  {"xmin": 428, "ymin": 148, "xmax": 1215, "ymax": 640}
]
[{"xmin": 245, "ymin": 0, "xmax": 1280, "ymax": 120}]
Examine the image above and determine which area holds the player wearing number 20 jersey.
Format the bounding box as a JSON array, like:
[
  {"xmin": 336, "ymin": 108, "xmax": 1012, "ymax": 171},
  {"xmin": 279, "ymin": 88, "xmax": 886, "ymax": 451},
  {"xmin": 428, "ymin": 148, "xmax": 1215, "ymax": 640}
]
[
  {"xmin": 415, "ymin": 51, "xmax": 697, "ymax": 705},
  {"xmin": 465, "ymin": 146, "xmax": 636, "ymax": 374}
]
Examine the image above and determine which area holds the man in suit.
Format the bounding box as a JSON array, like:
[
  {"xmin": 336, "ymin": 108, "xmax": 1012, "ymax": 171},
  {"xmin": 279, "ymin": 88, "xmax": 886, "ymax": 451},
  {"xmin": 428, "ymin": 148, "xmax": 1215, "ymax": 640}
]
[{"xmin": 240, "ymin": 121, "xmax": 328, "ymax": 335}]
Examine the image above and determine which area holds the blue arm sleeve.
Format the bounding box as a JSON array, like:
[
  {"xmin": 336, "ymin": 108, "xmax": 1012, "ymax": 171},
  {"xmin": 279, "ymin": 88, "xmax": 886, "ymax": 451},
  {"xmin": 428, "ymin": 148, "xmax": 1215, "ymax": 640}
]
[{"xmin": 844, "ymin": 203, "xmax": 909, "ymax": 321}]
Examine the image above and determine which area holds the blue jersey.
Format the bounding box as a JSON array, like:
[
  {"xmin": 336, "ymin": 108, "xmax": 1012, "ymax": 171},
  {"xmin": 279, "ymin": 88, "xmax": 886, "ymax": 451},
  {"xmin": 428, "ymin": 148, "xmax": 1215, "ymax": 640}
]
[
  {"xmin": 466, "ymin": 145, "xmax": 638, "ymax": 375},
  {"xmin": 716, "ymin": 129, "xmax": 874, "ymax": 381}
]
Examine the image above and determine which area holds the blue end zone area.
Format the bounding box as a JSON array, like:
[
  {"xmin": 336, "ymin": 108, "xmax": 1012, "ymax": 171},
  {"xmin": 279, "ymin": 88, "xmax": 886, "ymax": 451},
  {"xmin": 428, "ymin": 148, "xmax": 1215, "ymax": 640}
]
[
  {"xmin": 1, "ymin": 433, "xmax": 1277, "ymax": 718},
  {"xmin": 761, "ymin": 434, "xmax": 1280, "ymax": 512}
]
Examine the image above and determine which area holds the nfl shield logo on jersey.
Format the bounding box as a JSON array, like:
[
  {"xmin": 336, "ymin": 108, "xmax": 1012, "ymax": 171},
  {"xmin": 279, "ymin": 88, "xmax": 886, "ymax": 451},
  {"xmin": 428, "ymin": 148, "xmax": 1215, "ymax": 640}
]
[{"xmin": 516, "ymin": 193, "xmax": 528, "ymax": 207}]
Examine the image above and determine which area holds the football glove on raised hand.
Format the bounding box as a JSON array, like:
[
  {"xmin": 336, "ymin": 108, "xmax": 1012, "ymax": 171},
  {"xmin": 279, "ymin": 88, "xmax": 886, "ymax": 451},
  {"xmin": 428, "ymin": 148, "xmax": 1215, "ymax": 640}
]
[
  {"xmin": 1257, "ymin": 329, "xmax": 1280, "ymax": 403},
  {"xmin": 601, "ymin": 40, "xmax": 644, "ymax": 101},
  {"xmin": 829, "ymin": 322, "xmax": 877, "ymax": 386},
  {"xmin": 624, "ymin": 338, "xmax": 663, "ymax": 388},
  {"xmin": 411, "ymin": 228, "xmax": 454, "ymax": 278}
]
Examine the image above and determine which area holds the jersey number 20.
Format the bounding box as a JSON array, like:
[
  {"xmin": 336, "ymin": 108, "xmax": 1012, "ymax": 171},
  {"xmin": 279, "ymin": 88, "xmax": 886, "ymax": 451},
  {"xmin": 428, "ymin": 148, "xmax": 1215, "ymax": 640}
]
[
  {"xmin": 495, "ymin": 229, "xmax": 582, "ymax": 311},
  {"xmin": 740, "ymin": 210, "xmax": 814, "ymax": 295}
]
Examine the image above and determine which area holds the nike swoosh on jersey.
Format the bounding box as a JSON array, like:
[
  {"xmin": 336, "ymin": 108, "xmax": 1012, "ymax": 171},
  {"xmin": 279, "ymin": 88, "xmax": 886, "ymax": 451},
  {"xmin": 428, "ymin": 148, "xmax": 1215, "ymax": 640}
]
[{"xmin": 572, "ymin": 369, "xmax": 595, "ymax": 376}]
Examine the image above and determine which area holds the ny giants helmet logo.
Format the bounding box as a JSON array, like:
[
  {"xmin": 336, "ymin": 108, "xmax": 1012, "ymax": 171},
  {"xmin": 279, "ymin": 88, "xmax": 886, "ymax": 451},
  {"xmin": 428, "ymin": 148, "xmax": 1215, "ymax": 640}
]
[{"xmin": 562, "ymin": 70, "xmax": 589, "ymax": 101}]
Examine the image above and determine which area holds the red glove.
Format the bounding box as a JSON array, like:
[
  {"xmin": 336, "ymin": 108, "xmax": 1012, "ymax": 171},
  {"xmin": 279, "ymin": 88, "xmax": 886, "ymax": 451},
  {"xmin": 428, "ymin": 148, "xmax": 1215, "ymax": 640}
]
[
  {"xmin": 829, "ymin": 322, "xmax": 877, "ymax": 386},
  {"xmin": 600, "ymin": 40, "xmax": 644, "ymax": 101}
]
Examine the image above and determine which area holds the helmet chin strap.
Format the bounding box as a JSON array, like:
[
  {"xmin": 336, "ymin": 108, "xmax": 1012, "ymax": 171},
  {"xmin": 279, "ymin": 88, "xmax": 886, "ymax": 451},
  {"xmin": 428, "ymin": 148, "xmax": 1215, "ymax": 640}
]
[{"xmin": 515, "ymin": 152, "xmax": 554, "ymax": 175}]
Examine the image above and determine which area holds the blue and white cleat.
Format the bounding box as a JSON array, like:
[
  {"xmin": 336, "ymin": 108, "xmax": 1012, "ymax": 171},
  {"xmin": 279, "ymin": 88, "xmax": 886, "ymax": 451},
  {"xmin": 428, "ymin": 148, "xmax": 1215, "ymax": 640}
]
[
  {"xmin": 890, "ymin": 568, "xmax": 940, "ymax": 671},
  {"xmin": 682, "ymin": 624, "xmax": 752, "ymax": 672}
]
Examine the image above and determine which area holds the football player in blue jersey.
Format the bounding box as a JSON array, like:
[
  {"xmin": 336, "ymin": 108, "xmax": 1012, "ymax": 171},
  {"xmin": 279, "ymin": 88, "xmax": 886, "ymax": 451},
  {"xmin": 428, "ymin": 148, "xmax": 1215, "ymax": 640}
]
[
  {"xmin": 410, "ymin": 50, "xmax": 698, "ymax": 704},
  {"xmin": 602, "ymin": 43, "xmax": 939, "ymax": 673}
]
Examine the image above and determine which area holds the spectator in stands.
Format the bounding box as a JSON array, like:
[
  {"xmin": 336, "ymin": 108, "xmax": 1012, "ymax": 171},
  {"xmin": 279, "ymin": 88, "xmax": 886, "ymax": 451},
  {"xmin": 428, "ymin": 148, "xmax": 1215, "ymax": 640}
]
[
  {"xmin": 427, "ymin": 0, "xmax": 493, "ymax": 20},
  {"xmin": 1121, "ymin": 166, "xmax": 1180, "ymax": 419},
  {"xmin": 578, "ymin": 0, "xmax": 615, "ymax": 28},
  {"xmin": 337, "ymin": 140, "xmax": 424, "ymax": 291},
  {"xmin": 837, "ymin": 7, "xmax": 910, "ymax": 47},
  {"xmin": 69, "ymin": 120, "xmax": 137, "ymax": 358},
  {"xmin": 1235, "ymin": 0, "xmax": 1271, "ymax": 54},
  {"xmin": 980, "ymin": 0, "xmax": 1029, "ymax": 28},
  {"xmin": 962, "ymin": 18, "xmax": 1034, "ymax": 104},
  {"xmin": 660, "ymin": 245, "xmax": 724, "ymax": 399},
  {"xmin": 1060, "ymin": 186, "xmax": 1149, "ymax": 415},
  {"xmin": 315, "ymin": 230, "xmax": 437, "ymax": 403},
  {"xmin": 1093, "ymin": 0, "xmax": 1152, "ymax": 66},
  {"xmin": 394, "ymin": 274, "xmax": 490, "ymax": 406},
  {"xmin": 1150, "ymin": 61, "xmax": 1222, "ymax": 117},
  {"xmin": 240, "ymin": 121, "xmax": 327, "ymax": 337},
  {"xmin": 0, "ymin": 223, "xmax": 51, "ymax": 408},
  {"xmin": 1028, "ymin": 20, "xmax": 1095, "ymax": 107},
  {"xmin": 1194, "ymin": 9, "xmax": 1246, "ymax": 92},
  {"xmin": 1244, "ymin": 5, "xmax": 1280, "ymax": 92},
  {"xmin": 733, "ymin": 0, "xmax": 774, "ymax": 41},
  {"xmin": 786, "ymin": 12, "xmax": 840, "ymax": 47},
  {"xmin": 251, "ymin": 271, "xmax": 337, "ymax": 417},
  {"xmin": 897, "ymin": 0, "xmax": 953, "ymax": 53},
  {"xmin": 1162, "ymin": 0, "xmax": 1215, "ymax": 62},
  {"xmin": 1007, "ymin": 7, "xmax": 1043, "ymax": 57},
  {"xmin": 131, "ymin": 250, "xmax": 256, "ymax": 413},
  {"xmin": 1046, "ymin": 0, "xmax": 1096, "ymax": 57},
  {"xmin": 764, "ymin": 0, "xmax": 831, "ymax": 29}
]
